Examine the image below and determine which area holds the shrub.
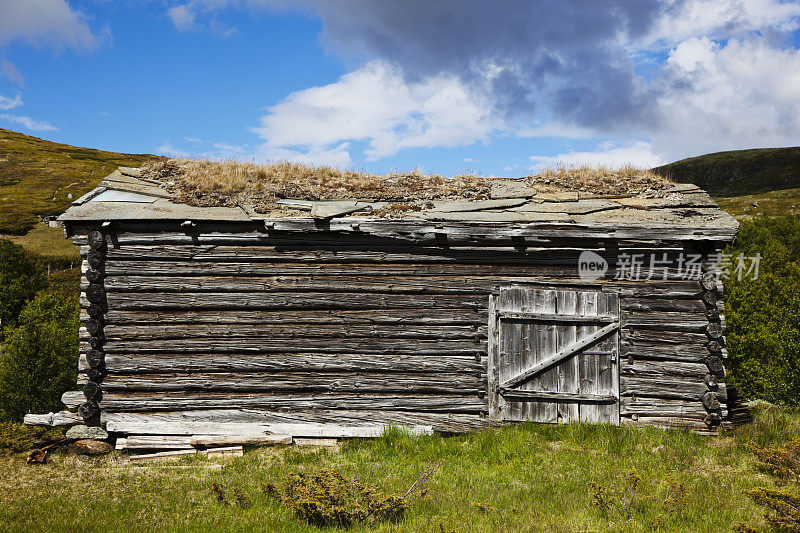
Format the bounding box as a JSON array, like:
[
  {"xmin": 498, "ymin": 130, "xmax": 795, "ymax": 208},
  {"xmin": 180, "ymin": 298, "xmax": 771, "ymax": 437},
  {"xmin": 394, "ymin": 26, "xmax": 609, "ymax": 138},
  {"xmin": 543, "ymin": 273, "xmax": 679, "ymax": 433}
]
[
  {"xmin": 262, "ymin": 468, "xmax": 410, "ymax": 528},
  {"xmin": 745, "ymin": 488, "xmax": 800, "ymax": 532},
  {"xmin": 724, "ymin": 216, "xmax": 800, "ymax": 405},
  {"xmin": 748, "ymin": 439, "xmax": 800, "ymax": 483},
  {"xmin": 0, "ymin": 239, "xmax": 46, "ymax": 335},
  {"xmin": 0, "ymin": 291, "xmax": 78, "ymax": 421},
  {"xmin": 0, "ymin": 421, "xmax": 64, "ymax": 455}
]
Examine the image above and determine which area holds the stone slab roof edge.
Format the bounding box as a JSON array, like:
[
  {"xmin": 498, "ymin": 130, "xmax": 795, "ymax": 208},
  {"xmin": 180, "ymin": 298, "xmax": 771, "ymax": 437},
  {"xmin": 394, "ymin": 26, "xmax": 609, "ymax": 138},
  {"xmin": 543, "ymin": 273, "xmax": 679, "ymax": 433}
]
[{"xmin": 58, "ymin": 168, "xmax": 739, "ymax": 240}]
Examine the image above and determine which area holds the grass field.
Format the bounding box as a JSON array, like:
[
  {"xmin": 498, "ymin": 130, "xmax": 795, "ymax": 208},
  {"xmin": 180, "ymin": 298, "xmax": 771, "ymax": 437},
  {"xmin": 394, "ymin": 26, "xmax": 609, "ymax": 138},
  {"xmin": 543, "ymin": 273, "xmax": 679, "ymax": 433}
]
[
  {"xmin": 1, "ymin": 406, "xmax": 798, "ymax": 532},
  {"xmin": 653, "ymin": 146, "xmax": 800, "ymax": 197},
  {"xmin": 0, "ymin": 129, "xmax": 157, "ymax": 235}
]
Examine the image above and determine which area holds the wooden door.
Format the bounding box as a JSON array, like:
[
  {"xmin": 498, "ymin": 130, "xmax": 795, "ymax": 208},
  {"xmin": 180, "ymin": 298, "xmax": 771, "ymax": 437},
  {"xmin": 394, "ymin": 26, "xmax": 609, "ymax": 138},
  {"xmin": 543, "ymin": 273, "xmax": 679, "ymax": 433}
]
[{"xmin": 488, "ymin": 287, "xmax": 620, "ymax": 424}]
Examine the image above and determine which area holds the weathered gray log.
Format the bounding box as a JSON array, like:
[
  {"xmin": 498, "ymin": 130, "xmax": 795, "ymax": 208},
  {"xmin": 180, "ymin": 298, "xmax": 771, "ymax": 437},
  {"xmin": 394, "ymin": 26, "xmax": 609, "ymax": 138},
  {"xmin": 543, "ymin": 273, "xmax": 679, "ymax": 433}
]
[
  {"xmin": 191, "ymin": 434, "xmax": 293, "ymax": 447},
  {"xmin": 69, "ymin": 217, "xmax": 738, "ymax": 242},
  {"xmin": 101, "ymin": 308, "xmax": 486, "ymax": 326},
  {"xmin": 702, "ymin": 291, "xmax": 718, "ymax": 305},
  {"xmin": 620, "ymin": 397, "xmax": 711, "ymax": 418},
  {"xmin": 86, "ymin": 349, "xmax": 104, "ymax": 368},
  {"xmin": 101, "ymin": 409, "xmax": 486, "ymax": 435},
  {"xmin": 87, "ymin": 251, "xmax": 105, "ymax": 269},
  {"xmin": 101, "ymin": 323, "xmax": 487, "ymax": 341},
  {"xmin": 23, "ymin": 410, "xmax": 82, "ymax": 426},
  {"xmin": 702, "ymin": 391, "xmax": 721, "ymax": 410},
  {"xmin": 78, "ymin": 400, "xmax": 100, "ymax": 421},
  {"xmin": 83, "ymin": 381, "xmax": 101, "ymax": 400},
  {"xmin": 101, "ymin": 291, "xmax": 486, "ymax": 311},
  {"xmin": 707, "ymin": 340, "xmax": 723, "ymax": 354},
  {"xmin": 73, "ymin": 229, "xmax": 727, "ymax": 247},
  {"xmin": 88, "ymin": 230, "xmax": 107, "ymax": 251},
  {"xmin": 620, "ymin": 378, "xmax": 712, "ymax": 401},
  {"xmin": 700, "ymin": 273, "xmax": 718, "ymax": 291},
  {"xmin": 85, "ymin": 319, "xmax": 103, "ymax": 336},
  {"xmin": 622, "ymin": 298, "xmax": 707, "ymax": 313},
  {"xmin": 621, "ymin": 360, "xmax": 709, "ymax": 381},
  {"xmin": 705, "ymin": 356, "xmax": 725, "ymax": 377},
  {"xmin": 620, "ymin": 415, "xmax": 717, "ymax": 432},
  {"xmin": 62, "ymin": 390, "xmax": 487, "ymax": 413},
  {"xmin": 90, "ymin": 353, "xmax": 484, "ymax": 374},
  {"xmin": 97, "ymin": 371, "xmax": 484, "ymax": 394},
  {"xmin": 86, "ymin": 283, "xmax": 105, "ymax": 304},
  {"xmin": 94, "ymin": 336, "xmax": 485, "ymax": 356},
  {"xmin": 96, "ymin": 273, "xmax": 702, "ymax": 297},
  {"xmin": 706, "ymin": 322, "xmax": 725, "ymax": 339},
  {"xmin": 622, "ymin": 312, "xmax": 709, "ymax": 332},
  {"xmin": 85, "ymin": 269, "xmax": 104, "ymax": 283}
]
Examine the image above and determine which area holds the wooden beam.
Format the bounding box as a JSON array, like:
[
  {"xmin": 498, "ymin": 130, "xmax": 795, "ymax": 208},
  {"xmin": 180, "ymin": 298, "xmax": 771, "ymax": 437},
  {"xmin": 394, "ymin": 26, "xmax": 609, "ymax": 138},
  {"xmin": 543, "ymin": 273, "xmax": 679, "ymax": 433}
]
[
  {"xmin": 498, "ymin": 389, "xmax": 616, "ymax": 403},
  {"xmin": 501, "ymin": 322, "xmax": 619, "ymax": 388},
  {"xmin": 498, "ymin": 312, "xmax": 616, "ymax": 323}
]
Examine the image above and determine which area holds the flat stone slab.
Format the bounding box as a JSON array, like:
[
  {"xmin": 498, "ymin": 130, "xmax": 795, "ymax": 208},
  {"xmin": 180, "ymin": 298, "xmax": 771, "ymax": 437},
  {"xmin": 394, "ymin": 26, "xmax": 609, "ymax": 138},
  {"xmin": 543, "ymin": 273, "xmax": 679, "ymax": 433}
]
[
  {"xmin": 67, "ymin": 425, "xmax": 109, "ymax": 440},
  {"xmin": 429, "ymin": 198, "xmax": 528, "ymax": 212}
]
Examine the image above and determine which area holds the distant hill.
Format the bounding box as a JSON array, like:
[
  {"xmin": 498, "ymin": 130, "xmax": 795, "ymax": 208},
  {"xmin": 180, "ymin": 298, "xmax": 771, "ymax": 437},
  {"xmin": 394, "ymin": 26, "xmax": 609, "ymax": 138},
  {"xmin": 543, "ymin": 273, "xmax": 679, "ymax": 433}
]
[
  {"xmin": 0, "ymin": 128, "xmax": 157, "ymax": 235},
  {"xmin": 652, "ymin": 147, "xmax": 800, "ymax": 197}
]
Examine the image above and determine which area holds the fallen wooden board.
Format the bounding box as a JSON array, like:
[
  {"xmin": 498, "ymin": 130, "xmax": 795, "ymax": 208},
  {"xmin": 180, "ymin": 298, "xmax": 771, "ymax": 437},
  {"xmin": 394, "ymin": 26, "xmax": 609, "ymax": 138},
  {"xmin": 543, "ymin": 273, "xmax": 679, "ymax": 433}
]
[
  {"xmin": 199, "ymin": 446, "xmax": 243, "ymax": 457},
  {"xmin": 293, "ymin": 438, "xmax": 338, "ymax": 447},
  {"xmin": 191, "ymin": 434, "xmax": 291, "ymax": 447},
  {"xmin": 125, "ymin": 449, "xmax": 196, "ymax": 463}
]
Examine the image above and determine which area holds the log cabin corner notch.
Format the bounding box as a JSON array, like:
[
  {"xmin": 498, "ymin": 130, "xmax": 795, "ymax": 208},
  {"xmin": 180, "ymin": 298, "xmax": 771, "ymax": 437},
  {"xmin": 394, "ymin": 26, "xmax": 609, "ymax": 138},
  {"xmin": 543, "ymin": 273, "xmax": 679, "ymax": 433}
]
[{"xmin": 49, "ymin": 166, "xmax": 738, "ymax": 436}]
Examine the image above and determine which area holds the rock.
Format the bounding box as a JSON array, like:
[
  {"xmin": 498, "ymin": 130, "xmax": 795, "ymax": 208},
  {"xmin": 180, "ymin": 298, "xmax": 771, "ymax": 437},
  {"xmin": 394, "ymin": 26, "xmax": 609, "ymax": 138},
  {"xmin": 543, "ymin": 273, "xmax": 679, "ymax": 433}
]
[
  {"xmin": 71, "ymin": 439, "xmax": 114, "ymax": 456},
  {"xmin": 66, "ymin": 425, "xmax": 108, "ymax": 440}
]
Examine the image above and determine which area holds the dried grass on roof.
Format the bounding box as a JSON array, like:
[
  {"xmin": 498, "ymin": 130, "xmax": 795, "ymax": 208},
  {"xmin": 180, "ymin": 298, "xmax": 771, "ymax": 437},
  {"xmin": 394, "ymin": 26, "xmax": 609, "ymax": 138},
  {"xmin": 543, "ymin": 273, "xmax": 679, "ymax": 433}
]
[{"xmin": 141, "ymin": 159, "xmax": 673, "ymax": 211}]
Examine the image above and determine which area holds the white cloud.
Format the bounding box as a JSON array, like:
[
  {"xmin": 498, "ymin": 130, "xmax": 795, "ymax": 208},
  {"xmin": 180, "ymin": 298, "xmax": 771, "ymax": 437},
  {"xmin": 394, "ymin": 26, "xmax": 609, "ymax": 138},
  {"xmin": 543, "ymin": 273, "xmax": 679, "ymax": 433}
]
[
  {"xmin": 1, "ymin": 114, "xmax": 57, "ymax": 132},
  {"xmin": 648, "ymin": 37, "xmax": 800, "ymax": 160},
  {"xmin": 0, "ymin": 92, "xmax": 22, "ymax": 110},
  {"xmin": 213, "ymin": 142, "xmax": 246, "ymax": 154},
  {"xmin": 530, "ymin": 141, "xmax": 665, "ymax": 171},
  {"xmin": 184, "ymin": 137, "xmax": 203, "ymax": 143},
  {"xmin": 156, "ymin": 142, "xmax": 190, "ymax": 158},
  {"xmin": 0, "ymin": 0, "xmax": 99, "ymax": 50},
  {"xmin": 1, "ymin": 59, "xmax": 24, "ymax": 87},
  {"xmin": 252, "ymin": 61, "xmax": 498, "ymax": 164},
  {"xmin": 168, "ymin": 4, "xmax": 197, "ymax": 32},
  {"xmin": 642, "ymin": 0, "xmax": 800, "ymax": 48},
  {"xmin": 257, "ymin": 143, "xmax": 353, "ymax": 168}
]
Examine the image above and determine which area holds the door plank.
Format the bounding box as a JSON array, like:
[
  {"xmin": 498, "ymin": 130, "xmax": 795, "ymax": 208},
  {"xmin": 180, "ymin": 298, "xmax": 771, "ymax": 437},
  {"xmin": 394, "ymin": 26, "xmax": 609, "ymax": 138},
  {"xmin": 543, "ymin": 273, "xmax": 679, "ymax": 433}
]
[{"xmin": 501, "ymin": 322, "xmax": 619, "ymax": 389}]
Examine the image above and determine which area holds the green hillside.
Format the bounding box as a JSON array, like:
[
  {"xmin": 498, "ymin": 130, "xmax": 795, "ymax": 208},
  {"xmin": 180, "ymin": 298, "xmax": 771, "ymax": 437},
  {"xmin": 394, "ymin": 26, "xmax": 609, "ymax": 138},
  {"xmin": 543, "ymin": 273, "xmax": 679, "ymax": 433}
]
[
  {"xmin": 0, "ymin": 129, "xmax": 156, "ymax": 235},
  {"xmin": 653, "ymin": 147, "xmax": 800, "ymax": 196}
]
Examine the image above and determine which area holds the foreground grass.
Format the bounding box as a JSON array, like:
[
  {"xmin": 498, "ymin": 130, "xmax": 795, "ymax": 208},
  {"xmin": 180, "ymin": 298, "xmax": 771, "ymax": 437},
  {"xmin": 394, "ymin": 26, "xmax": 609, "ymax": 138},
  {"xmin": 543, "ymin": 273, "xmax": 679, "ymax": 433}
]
[{"xmin": 1, "ymin": 407, "xmax": 798, "ymax": 532}]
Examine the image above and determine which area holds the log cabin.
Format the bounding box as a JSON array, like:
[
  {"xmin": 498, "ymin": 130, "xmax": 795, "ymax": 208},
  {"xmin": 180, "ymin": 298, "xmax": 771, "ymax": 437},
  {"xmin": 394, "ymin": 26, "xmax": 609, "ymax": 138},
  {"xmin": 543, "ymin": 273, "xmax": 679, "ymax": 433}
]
[{"xmin": 32, "ymin": 163, "xmax": 740, "ymax": 439}]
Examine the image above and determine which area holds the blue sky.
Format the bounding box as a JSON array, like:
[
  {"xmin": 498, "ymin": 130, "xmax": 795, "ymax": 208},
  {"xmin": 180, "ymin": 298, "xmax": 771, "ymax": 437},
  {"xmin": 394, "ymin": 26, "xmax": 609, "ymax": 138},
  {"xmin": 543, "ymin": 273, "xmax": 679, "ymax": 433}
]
[{"xmin": 1, "ymin": 1, "xmax": 800, "ymax": 177}]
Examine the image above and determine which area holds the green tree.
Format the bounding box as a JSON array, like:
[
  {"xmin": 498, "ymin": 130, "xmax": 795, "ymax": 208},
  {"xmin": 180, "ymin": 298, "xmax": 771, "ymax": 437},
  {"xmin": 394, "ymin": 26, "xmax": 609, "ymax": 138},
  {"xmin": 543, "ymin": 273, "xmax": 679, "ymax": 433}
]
[
  {"xmin": 725, "ymin": 216, "xmax": 800, "ymax": 405},
  {"xmin": 0, "ymin": 239, "xmax": 46, "ymax": 335},
  {"xmin": 0, "ymin": 291, "xmax": 79, "ymax": 421}
]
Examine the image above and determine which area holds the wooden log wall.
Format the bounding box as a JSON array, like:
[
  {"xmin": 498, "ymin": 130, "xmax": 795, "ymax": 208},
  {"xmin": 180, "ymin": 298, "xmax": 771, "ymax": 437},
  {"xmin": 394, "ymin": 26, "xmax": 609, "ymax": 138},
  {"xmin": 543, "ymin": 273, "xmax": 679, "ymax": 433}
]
[{"xmin": 66, "ymin": 224, "xmax": 729, "ymax": 432}]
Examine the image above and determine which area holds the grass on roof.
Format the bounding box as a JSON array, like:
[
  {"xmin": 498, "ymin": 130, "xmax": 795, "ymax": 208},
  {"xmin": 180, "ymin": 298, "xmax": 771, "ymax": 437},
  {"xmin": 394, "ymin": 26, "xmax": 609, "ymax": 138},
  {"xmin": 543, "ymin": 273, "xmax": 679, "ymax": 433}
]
[{"xmin": 142, "ymin": 159, "xmax": 673, "ymax": 212}]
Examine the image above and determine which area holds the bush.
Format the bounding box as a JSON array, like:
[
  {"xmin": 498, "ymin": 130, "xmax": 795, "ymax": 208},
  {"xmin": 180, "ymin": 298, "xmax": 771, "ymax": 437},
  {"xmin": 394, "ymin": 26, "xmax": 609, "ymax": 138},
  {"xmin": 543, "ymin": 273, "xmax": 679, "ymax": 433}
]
[
  {"xmin": 262, "ymin": 469, "xmax": 410, "ymax": 528},
  {"xmin": 725, "ymin": 216, "xmax": 800, "ymax": 405},
  {"xmin": 745, "ymin": 488, "xmax": 800, "ymax": 532},
  {"xmin": 0, "ymin": 239, "xmax": 46, "ymax": 335},
  {"xmin": 0, "ymin": 291, "xmax": 78, "ymax": 421},
  {"xmin": 0, "ymin": 421, "xmax": 64, "ymax": 455}
]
